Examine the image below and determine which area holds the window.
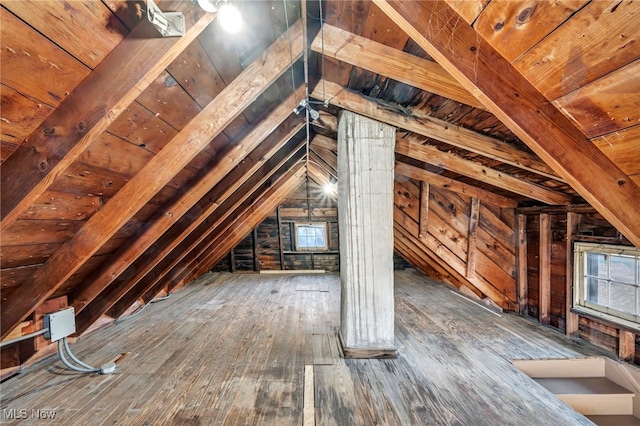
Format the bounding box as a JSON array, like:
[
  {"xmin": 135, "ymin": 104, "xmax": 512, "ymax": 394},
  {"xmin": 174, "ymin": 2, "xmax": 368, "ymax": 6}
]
[
  {"xmin": 574, "ymin": 242, "xmax": 640, "ymax": 330},
  {"xmin": 295, "ymin": 223, "xmax": 328, "ymax": 250}
]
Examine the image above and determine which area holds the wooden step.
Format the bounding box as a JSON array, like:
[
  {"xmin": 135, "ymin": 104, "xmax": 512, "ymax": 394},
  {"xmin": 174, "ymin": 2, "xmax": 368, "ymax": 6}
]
[
  {"xmin": 534, "ymin": 377, "xmax": 634, "ymax": 416},
  {"xmin": 586, "ymin": 415, "xmax": 640, "ymax": 426},
  {"xmin": 513, "ymin": 358, "xmax": 605, "ymax": 378}
]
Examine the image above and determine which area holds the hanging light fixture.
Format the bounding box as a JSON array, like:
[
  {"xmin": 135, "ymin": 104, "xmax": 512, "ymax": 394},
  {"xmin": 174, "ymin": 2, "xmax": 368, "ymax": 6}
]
[{"xmin": 193, "ymin": 0, "xmax": 243, "ymax": 33}]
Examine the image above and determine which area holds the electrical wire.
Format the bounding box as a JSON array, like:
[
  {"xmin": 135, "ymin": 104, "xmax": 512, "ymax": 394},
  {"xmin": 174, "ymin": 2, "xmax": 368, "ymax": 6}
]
[
  {"xmin": 57, "ymin": 339, "xmax": 98, "ymax": 373},
  {"xmin": 0, "ymin": 328, "xmax": 49, "ymax": 348},
  {"xmin": 283, "ymin": 0, "xmax": 296, "ymax": 95},
  {"xmin": 63, "ymin": 337, "xmax": 96, "ymax": 371},
  {"xmin": 319, "ymin": 0, "xmax": 326, "ymax": 104}
]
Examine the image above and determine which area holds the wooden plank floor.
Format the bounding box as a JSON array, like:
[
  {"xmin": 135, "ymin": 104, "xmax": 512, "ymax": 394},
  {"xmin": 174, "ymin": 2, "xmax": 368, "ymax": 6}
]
[{"xmin": 0, "ymin": 270, "xmax": 609, "ymax": 425}]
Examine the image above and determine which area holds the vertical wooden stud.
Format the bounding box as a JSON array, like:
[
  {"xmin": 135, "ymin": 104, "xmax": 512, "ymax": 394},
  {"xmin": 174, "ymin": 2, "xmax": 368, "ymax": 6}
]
[
  {"xmin": 277, "ymin": 206, "xmax": 285, "ymax": 270},
  {"xmin": 419, "ymin": 181, "xmax": 430, "ymax": 240},
  {"xmin": 253, "ymin": 228, "xmax": 260, "ymax": 271},
  {"xmin": 539, "ymin": 214, "xmax": 551, "ymax": 325},
  {"xmin": 466, "ymin": 197, "xmax": 480, "ymax": 278},
  {"xmin": 565, "ymin": 212, "xmax": 580, "ymax": 337},
  {"xmin": 619, "ymin": 330, "xmax": 636, "ymax": 363},
  {"xmin": 516, "ymin": 214, "xmax": 528, "ymax": 315}
]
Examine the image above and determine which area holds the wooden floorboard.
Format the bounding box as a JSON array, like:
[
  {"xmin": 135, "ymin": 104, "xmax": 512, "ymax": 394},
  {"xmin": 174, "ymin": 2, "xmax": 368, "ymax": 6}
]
[{"xmin": 0, "ymin": 270, "xmax": 609, "ymax": 425}]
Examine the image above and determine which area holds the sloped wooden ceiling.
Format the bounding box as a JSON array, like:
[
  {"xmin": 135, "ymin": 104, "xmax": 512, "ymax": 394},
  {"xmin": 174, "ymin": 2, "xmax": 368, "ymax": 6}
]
[{"xmin": 1, "ymin": 0, "xmax": 639, "ymax": 341}]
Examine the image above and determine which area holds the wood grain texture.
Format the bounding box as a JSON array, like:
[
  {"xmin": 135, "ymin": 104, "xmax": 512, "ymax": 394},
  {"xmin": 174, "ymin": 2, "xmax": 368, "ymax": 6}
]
[
  {"xmin": 311, "ymin": 24, "xmax": 483, "ymax": 108},
  {"xmin": 0, "ymin": 4, "xmax": 215, "ymax": 231},
  {"xmin": 554, "ymin": 59, "xmax": 640, "ymax": 138},
  {"xmin": 396, "ymin": 136, "xmax": 570, "ymax": 205},
  {"xmin": 373, "ymin": 0, "xmax": 640, "ymax": 249},
  {"xmin": 70, "ymin": 89, "xmax": 304, "ymax": 315},
  {"xmin": 466, "ymin": 198, "xmax": 480, "ymax": 278},
  {"xmin": 539, "ymin": 213, "xmax": 551, "ymax": 325},
  {"xmin": 473, "ymin": 0, "xmax": 589, "ymax": 63},
  {"xmin": 515, "ymin": 214, "xmax": 529, "ymax": 315},
  {"xmin": 394, "ymin": 184, "xmax": 515, "ymax": 309},
  {"xmin": 0, "ymin": 10, "xmax": 90, "ymax": 108},
  {"xmin": 4, "ymin": 0, "xmax": 128, "ymax": 68},
  {"xmin": 0, "ymin": 271, "xmax": 608, "ymax": 425},
  {"xmin": 591, "ymin": 126, "xmax": 640, "ymax": 177},
  {"xmin": 514, "ymin": 0, "xmax": 640, "ymax": 100},
  {"xmin": 566, "ymin": 212, "xmax": 579, "ymax": 336},
  {"xmin": 395, "ymin": 161, "xmax": 517, "ymax": 208},
  {"xmin": 0, "ymin": 20, "xmax": 304, "ymax": 340},
  {"xmin": 311, "ymin": 79, "xmax": 560, "ymax": 180},
  {"xmin": 0, "ymin": 85, "xmax": 54, "ymax": 154}
]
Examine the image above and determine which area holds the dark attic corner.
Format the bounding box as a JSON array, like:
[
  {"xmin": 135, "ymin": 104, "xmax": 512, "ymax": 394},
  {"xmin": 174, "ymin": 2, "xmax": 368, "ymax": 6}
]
[{"xmin": 1, "ymin": 0, "xmax": 639, "ymax": 424}]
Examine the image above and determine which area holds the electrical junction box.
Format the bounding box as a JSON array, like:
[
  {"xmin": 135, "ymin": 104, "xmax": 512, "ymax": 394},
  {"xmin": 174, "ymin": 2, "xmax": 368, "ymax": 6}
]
[{"xmin": 43, "ymin": 307, "xmax": 76, "ymax": 342}]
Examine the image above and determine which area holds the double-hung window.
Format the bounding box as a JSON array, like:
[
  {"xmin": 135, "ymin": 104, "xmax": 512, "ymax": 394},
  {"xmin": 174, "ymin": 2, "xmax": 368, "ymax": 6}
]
[{"xmin": 574, "ymin": 242, "xmax": 640, "ymax": 330}]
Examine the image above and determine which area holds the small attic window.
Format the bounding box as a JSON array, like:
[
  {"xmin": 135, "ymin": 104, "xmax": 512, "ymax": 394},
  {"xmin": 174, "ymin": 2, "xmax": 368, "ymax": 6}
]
[
  {"xmin": 295, "ymin": 223, "xmax": 328, "ymax": 251},
  {"xmin": 574, "ymin": 242, "xmax": 640, "ymax": 330}
]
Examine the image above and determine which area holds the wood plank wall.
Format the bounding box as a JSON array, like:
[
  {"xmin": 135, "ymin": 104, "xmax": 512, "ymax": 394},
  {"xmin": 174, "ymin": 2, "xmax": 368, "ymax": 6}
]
[
  {"xmin": 393, "ymin": 177, "xmax": 517, "ymax": 310},
  {"xmin": 213, "ymin": 178, "xmax": 411, "ymax": 273},
  {"xmin": 522, "ymin": 209, "xmax": 639, "ymax": 366}
]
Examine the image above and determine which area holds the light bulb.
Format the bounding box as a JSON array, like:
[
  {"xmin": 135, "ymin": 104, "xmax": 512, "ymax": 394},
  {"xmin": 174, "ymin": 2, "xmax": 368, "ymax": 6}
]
[
  {"xmin": 195, "ymin": 0, "xmax": 217, "ymax": 13},
  {"xmin": 218, "ymin": 2, "xmax": 243, "ymax": 34}
]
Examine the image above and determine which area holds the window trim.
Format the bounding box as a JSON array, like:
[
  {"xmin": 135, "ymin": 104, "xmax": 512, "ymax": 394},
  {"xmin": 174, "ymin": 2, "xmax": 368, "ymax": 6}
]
[
  {"xmin": 573, "ymin": 242, "xmax": 640, "ymax": 331},
  {"xmin": 294, "ymin": 222, "xmax": 328, "ymax": 251}
]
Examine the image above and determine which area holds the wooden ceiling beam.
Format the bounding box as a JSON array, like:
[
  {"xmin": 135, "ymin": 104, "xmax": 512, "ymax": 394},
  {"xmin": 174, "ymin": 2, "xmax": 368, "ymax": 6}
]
[
  {"xmin": 75, "ymin": 134, "xmax": 306, "ymax": 333},
  {"xmin": 0, "ymin": 5, "xmax": 216, "ymax": 231},
  {"xmin": 395, "ymin": 161, "xmax": 517, "ymax": 208},
  {"xmin": 0, "ymin": 20, "xmax": 305, "ymax": 340},
  {"xmin": 70, "ymin": 87, "xmax": 305, "ymax": 315},
  {"xmin": 396, "ymin": 136, "xmax": 570, "ymax": 205},
  {"xmin": 374, "ymin": 0, "xmax": 640, "ymax": 248},
  {"xmin": 311, "ymin": 23, "xmax": 484, "ymax": 109},
  {"xmin": 310, "ymin": 79, "xmax": 560, "ymax": 181},
  {"xmin": 151, "ymin": 162, "xmax": 307, "ymax": 298},
  {"xmin": 107, "ymin": 150, "xmax": 305, "ymax": 321}
]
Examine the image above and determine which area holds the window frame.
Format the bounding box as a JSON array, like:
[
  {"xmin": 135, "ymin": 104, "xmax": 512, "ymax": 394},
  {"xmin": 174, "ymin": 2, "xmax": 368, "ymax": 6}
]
[
  {"xmin": 294, "ymin": 222, "xmax": 329, "ymax": 251},
  {"xmin": 573, "ymin": 242, "xmax": 640, "ymax": 331}
]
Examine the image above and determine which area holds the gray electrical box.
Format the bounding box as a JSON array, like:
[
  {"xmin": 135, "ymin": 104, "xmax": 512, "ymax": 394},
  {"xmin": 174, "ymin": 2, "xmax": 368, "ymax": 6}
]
[{"xmin": 43, "ymin": 307, "xmax": 76, "ymax": 342}]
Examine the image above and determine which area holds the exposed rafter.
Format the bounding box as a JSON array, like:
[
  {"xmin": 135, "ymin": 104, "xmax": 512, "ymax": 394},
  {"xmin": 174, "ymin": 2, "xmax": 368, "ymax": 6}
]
[
  {"xmin": 373, "ymin": 0, "xmax": 640, "ymax": 249},
  {"xmin": 396, "ymin": 136, "xmax": 570, "ymax": 205},
  {"xmin": 0, "ymin": 20, "xmax": 305, "ymax": 339},
  {"xmin": 70, "ymin": 88, "xmax": 305, "ymax": 315},
  {"xmin": 0, "ymin": 5, "xmax": 216, "ymax": 231},
  {"xmin": 311, "ymin": 23, "xmax": 484, "ymax": 109},
  {"xmin": 310, "ymin": 79, "xmax": 561, "ymax": 181},
  {"xmin": 75, "ymin": 139, "xmax": 307, "ymax": 333},
  {"xmin": 395, "ymin": 161, "xmax": 517, "ymax": 208}
]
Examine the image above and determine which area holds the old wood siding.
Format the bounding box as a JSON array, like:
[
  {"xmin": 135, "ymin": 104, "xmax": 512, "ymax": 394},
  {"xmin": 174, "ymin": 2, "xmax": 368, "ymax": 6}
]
[
  {"xmin": 523, "ymin": 208, "xmax": 639, "ymax": 366},
  {"xmin": 214, "ymin": 179, "xmax": 340, "ymax": 272},
  {"xmin": 393, "ymin": 177, "xmax": 516, "ymax": 309}
]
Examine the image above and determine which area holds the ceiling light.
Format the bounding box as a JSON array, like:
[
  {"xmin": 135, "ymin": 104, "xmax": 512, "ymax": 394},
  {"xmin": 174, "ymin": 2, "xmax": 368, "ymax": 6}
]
[
  {"xmin": 193, "ymin": 0, "xmax": 243, "ymax": 34},
  {"xmin": 194, "ymin": 0, "xmax": 217, "ymax": 13},
  {"xmin": 218, "ymin": 2, "xmax": 243, "ymax": 34}
]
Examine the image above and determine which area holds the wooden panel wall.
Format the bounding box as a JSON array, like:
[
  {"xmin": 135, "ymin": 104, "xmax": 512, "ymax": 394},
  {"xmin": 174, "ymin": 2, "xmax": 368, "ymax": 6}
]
[
  {"xmin": 214, "ymin": 179, "xmax": 340, "ymax": 272},
  {"xmin": 213, "ymin": 178, "xmax": 412, "ymax": 273},
  {"xmin": 522, "ymin": 208, "xmax": 639, "ymax": 365},
  {"xmin": 393, "ymin": 177, "xmax": 516, "ymax": 309}
]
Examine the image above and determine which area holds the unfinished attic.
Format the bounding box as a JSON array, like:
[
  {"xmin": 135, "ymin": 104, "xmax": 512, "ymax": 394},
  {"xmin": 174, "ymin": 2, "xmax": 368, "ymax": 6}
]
[{"xmin": 1, "ymin": 0, "xmax": 640, "ymax": 424}]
